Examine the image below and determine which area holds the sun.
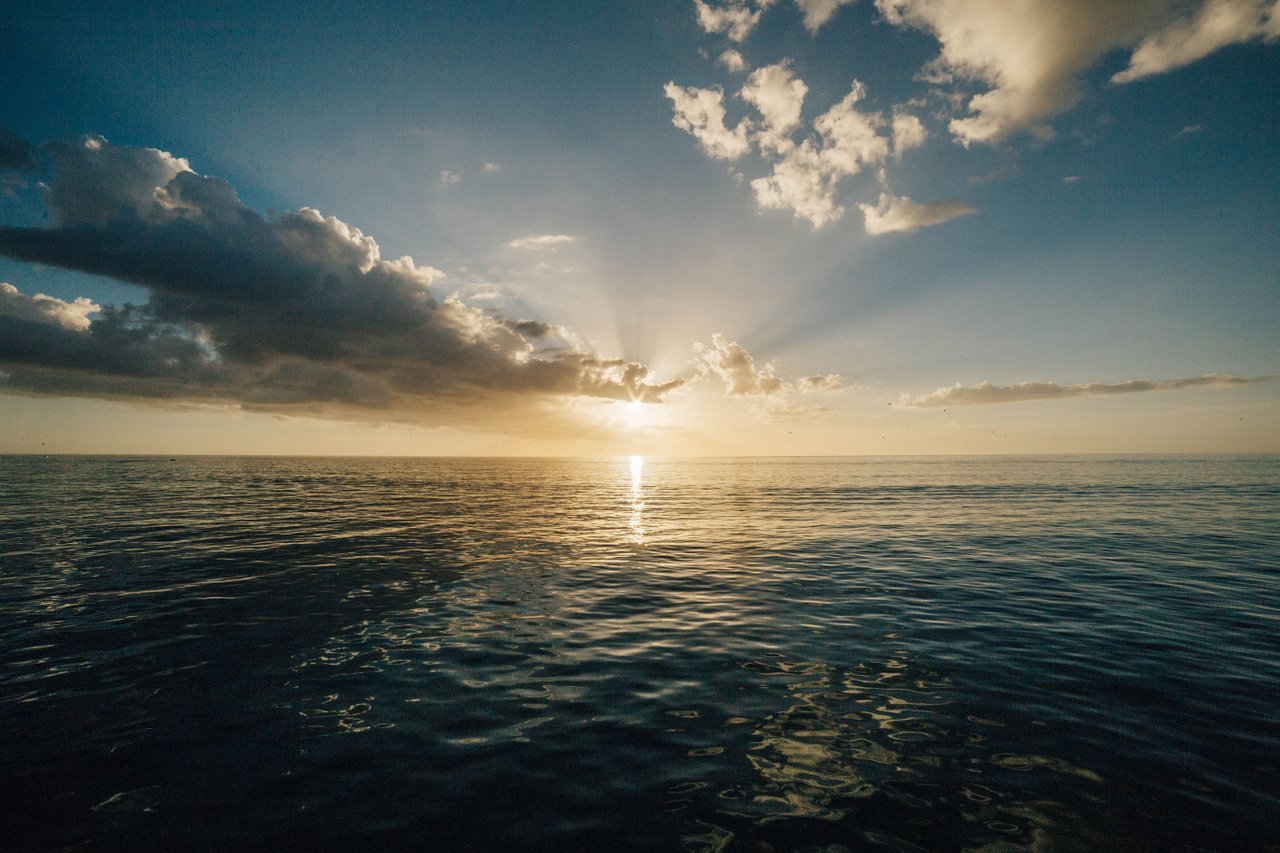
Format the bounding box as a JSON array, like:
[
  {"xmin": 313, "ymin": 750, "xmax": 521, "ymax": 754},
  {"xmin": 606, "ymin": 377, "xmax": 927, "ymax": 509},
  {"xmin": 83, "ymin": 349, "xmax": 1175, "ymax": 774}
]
[{"xmin": 625, "ymin": 400, "xmax": 647, "ymax": 426}]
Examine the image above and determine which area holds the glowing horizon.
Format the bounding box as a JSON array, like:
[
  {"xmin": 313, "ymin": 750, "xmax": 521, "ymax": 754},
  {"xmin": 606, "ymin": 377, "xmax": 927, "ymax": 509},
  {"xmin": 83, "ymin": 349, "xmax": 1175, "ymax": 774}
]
[{"xmin": 1, "ymin": 1, "xmax": 1278, "ymax": 455}]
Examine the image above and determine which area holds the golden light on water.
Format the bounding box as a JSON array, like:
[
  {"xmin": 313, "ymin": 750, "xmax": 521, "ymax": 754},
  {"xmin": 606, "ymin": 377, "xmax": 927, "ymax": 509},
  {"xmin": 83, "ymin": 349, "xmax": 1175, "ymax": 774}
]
[{"xmin": 629, "ymin": 454, "xmax": 645, "ymax": 545}]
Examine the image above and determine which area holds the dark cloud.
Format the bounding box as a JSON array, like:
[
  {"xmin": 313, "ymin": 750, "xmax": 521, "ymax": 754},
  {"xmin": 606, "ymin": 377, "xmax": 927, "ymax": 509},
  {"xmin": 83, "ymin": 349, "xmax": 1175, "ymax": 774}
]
[
  {"xmin": 0, "ymin": 136, "xmax": 683, "ymax": 426},
  {"xmin": 0, "ymin": 127, "xmax": 38, "ymax": 173}
]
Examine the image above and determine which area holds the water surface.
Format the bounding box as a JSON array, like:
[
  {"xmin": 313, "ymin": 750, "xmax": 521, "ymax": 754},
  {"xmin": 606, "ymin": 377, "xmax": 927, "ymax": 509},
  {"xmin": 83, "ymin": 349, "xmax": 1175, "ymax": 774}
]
[{"xmin": 1, "ymin": 455, "xmax": 1277, "ymax": 850}]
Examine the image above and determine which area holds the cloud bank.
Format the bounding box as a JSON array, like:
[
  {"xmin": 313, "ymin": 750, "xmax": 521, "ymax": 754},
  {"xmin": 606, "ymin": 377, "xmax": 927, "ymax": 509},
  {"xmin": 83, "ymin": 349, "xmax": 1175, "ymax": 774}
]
[
  {"xmin": 0, "ymin": 136, "xmax": 683, "ymax": 428},
  {"xmin": 901, "ymin": 374, "xmax": 1271, "ymax": 407}
]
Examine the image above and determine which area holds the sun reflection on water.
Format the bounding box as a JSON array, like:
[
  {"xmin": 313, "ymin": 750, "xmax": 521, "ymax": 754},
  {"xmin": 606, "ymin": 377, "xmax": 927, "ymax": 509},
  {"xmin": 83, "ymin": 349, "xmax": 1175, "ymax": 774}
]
[{"xmin": 629, "ymin": 455, "xmax": 645, "ymax": 545}]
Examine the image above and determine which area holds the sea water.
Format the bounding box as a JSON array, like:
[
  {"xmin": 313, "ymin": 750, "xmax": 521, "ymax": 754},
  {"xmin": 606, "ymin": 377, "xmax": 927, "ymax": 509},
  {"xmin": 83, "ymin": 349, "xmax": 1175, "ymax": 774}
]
[{"xmin": 1, "ymin": 455, "xmax": 1277, "ymax": 850}]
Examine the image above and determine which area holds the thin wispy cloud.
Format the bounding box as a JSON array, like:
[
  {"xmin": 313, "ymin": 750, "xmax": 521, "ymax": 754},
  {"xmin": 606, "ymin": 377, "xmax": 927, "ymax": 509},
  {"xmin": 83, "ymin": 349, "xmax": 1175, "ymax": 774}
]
[
  {"xmin": 900, "ymin": 375, "xmax": 1273, "ymax": 408},
  {"xmin": 859, "ymin": 193, "xmax": 976, "ymax": 235},
  {"xmin": 507, "ymin": 234, "xmax": 577, "ymax": 250}
]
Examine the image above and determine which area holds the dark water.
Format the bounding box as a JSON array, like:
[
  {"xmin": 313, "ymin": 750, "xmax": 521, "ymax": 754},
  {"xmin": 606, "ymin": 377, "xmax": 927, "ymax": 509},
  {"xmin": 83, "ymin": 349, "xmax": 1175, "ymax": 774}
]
[{"xmin": 1, "ymin": 455, "xmax": 1277, "ymax": 851}]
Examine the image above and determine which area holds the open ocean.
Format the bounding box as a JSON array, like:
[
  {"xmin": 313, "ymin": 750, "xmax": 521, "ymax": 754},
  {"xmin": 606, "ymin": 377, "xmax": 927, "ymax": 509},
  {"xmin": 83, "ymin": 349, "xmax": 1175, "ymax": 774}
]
[{"xmin": 1, "ymin": 455, "xmax": 1277, "ymax": 851}]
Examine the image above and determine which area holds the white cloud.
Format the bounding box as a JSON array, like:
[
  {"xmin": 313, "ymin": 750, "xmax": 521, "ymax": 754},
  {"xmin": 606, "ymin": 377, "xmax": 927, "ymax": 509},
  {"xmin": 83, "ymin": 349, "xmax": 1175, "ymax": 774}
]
[
  {"xmin": 695, "ymin": 333, "xmax": 785, "ymax": 395},
  {"xmin": 875, "ymin": 0, "xmax": 1280, "ymax": 146},
  {"xmin": 745, "ymin": 77, "xmax": 896, "ymax": 226},
  {"xmin": 858, "ymin": 192, "xmax": 975, "ymax": 234},
  {"xmin": 795, "ymin": 0, "xmax": 856, "ymax": 33},
  {"xmin": 484, "ymin": 162, "xmax": 501, "ymax": 173},
  {"xmin": 739, "ymin": 62, "xmax": 809, "ymax": 151},
  {"xmin": 0, "ymin": 282, "xmax": 100, "ymax": 331},
  {"xmin": 719, "ymin": 49, "xmax": 749, "ymax": 71},
  {"xmin": 439, "ymin": 169, "xmax": 460, "ymax": 185},
  {"xmin": 693, "ymin": 334, "xmax": 843, "ymax": 407},
  {"xmin": 507, "ymin": 234, "xmax": 577, "ymax": 250},
  {"xmin": 901, "ymin": 374, "xmax": 1272, "ymax": 407},
  {"xmin": 813, "ymin": 81, "xmax": 891, "ymax": 173},
  {"xmin": 891, "ymin": 110, "xmax": 927, "ymax": 157},
  {"xmin": 664, "ymin": 83, "xmax": 752, "ymax": 160},
  {"xmin": 1113, "ymin": 0, "xmax": 1280, "ymax": 83},
  {"xmin": 694, "ymin": 0, "xmax": 774, "ymax": 42},
  {"xmin": 1174, "ymin": 123, "xmax": 1204, "ymax": 139}
]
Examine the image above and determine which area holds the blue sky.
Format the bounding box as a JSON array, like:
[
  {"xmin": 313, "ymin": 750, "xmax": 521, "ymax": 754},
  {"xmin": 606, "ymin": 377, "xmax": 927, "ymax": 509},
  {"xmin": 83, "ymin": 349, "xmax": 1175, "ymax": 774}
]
[{"xmin": 1, "ymin": 0, "xmax": 1277, "ymax": 454}]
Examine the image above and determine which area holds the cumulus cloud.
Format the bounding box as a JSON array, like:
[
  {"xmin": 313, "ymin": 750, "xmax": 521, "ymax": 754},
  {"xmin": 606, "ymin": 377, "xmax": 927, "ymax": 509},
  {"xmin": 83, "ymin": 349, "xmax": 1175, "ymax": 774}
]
[
  {"xmin": 1, "ymin": 282, "xmax": 100, "ymax": 331},
  {"xmin": 1113, "ymin": 0, "xmax": 1280, "ymax": 83},
  {"xmin": 0, "ymin": 136, "xmax": 684, "ymax": 426},
  {"xmin": 670, "ymin": 52, "xmax": 927, "ymax": 227},
  {"xmin": 0, "ymin": 127, "xmax": 38, "ymax": 173},
  {"xmin": 900, "ymin": 374, "xmax": 1272, "ymax": 407},
  {"xmin": 740, "ymin": 62, "xmax": 809, "ymax": 150},
  {"xmin": 875, "ymin": 0, "xmax": 1280, "ymax": 146},
  {"xmin": 694, "ymin": 333, "xmax": 786, "ymax": 395},
  {"xmin": 891, "ymin": 110, "xmax": 928, "ymax": 157},
  {"xmin": 719, "ymin": 49, "xmax": 749, "ymax": 72},
  {"xmin": 858, "ymin": 192, "xmax": 976, "ymax": 234},
  {"xmin": 507, "ymin": 234, "xmax": 577, "ymax": 250},
  {"xmin": 693, "ymin": 333, "xmax": 843, "ymax": 411},
  {"xmin": 694, "ymin": 0, "xmax": 777, "ymax": 42},
  {"xmin": 664, "ymin": 83, "xmax": 753, "ymax": 160},
  {"xmin": 744, "ymin": 75, "xmax": 897, "ymax": 226},
  {"xmin": 795, "ymin": 0, "xmax": 856, "ymax": 33}
]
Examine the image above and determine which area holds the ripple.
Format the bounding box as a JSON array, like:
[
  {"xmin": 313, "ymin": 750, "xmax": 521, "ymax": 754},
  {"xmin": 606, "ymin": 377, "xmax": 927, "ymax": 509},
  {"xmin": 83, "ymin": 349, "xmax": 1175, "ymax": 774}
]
[{"xmin": 0, "ymin": 454, "xmax": 1276, "ymax": 850}]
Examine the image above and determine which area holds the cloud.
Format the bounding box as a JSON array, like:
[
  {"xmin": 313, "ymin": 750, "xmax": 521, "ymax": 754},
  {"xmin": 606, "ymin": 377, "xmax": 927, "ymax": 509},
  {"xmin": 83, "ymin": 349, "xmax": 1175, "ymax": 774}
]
[
  {"xmin": 1112, "ymin": 0, "xmax": 1280, "ymax": 83},
  {"xmin": 1, "ymin": 282, "xmax": 100, "ymax": 331},
  {"xmin": 694, "ymin": 0, "xmax": 776, "ymax": 42},
  {"xmin": 0, "ymin": 127, "xmax": 38, "ymax": 173},
  {"xmin": 694, "ymin": 333, "xmax": 786, "ymax": 395},
  {"xmin": 664, "ymin": 83, "xmax": 753, "ymax": 160},
  {"xmin": 740, "ymin": 62, "xmax": 809, "ymax": 150},
  {"xmin": 891, "ymin": 110, "xmax": 928, "ymax": 157},
  {"xmin": 507, "ymin": 234, "xmax": 577, "ymax": 250},
  {"xmin": 1174, "ymin": 123, "xmax": 1204, "ymax": 139},
  {"xmin": 484, "ymin": 162, "xmax": 501, "ymax": 173},
  {"xmin": 439, "ymin": 169, "xmax": 460, "ymax": 184},
  {"xmin": 719, "ymin": 49, "xmax": 749, "ymax": 72},
  {"xmin": 799, "ymin": 373, "xmax": 843, "ymax": 391},
  {"xmin": 744, "ymin": 75, "xmax": 896, "ymax": 226},
  {"xmin": 795, "ymin": 0, "xmax": 856, "ymax": 33},
  {"xmin": 875, "ymin": 0, "xmax": 1280, "ymax": 146},
  {"xmin": 858, "ymin": 192, "xmax": 976, "ymax": 234},
  {"xmin": 693, "ymin": 333, "xmax": 842, "ymax": 399},
  {"xmin": 900, "ymin": 374, "xmax": 1272, "ymax": 407},
  {"xmin": 0, "ymin": 136, "xmax": 684, "ymax": 426}
]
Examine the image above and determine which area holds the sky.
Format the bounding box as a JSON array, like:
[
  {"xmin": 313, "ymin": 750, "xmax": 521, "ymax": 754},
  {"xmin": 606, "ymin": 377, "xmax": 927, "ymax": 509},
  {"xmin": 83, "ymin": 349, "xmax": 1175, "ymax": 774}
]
[{"xmin": 1, "ymin": 0, "xmax": 1277, "ymax": 456}]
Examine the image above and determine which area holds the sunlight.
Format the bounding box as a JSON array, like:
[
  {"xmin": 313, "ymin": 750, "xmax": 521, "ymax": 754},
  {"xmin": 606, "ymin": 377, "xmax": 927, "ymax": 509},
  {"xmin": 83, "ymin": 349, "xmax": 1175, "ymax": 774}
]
[
  {"xmin": 629, "ymin": 454, "xmax": 645, "ymax": 544},
  {"xmin": 625, "ymin": 400, "xmax": 647, "ymax": 427}
]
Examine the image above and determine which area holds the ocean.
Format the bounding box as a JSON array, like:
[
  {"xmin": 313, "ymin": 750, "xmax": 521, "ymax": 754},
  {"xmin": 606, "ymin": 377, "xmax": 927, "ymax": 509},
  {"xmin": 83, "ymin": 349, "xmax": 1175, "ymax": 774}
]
[{"xmin": 1, "ymin": 455, "xmax": 1277, "ymax": 851}]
